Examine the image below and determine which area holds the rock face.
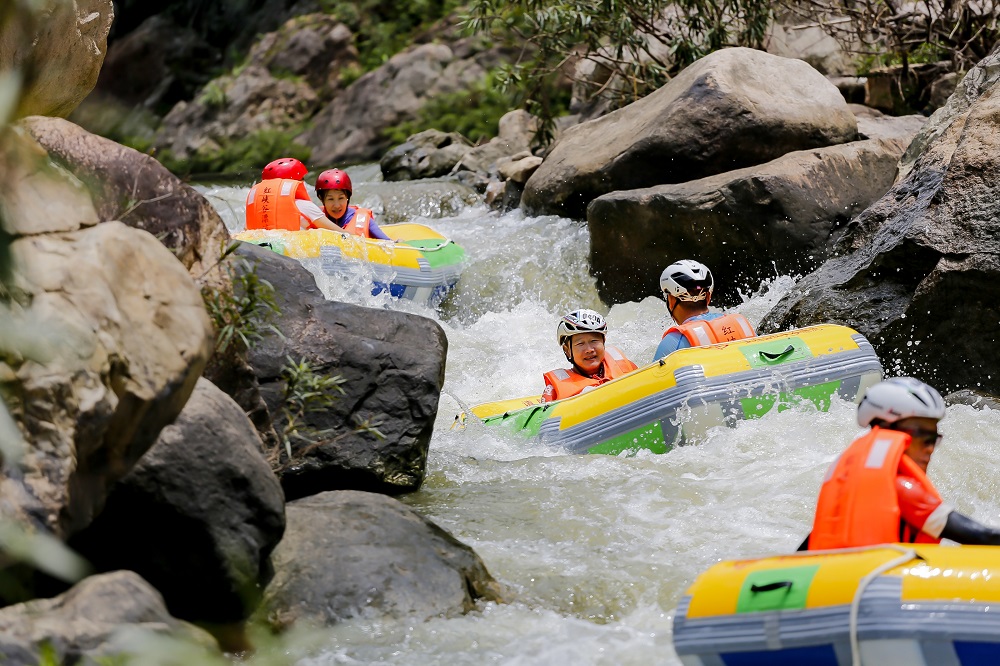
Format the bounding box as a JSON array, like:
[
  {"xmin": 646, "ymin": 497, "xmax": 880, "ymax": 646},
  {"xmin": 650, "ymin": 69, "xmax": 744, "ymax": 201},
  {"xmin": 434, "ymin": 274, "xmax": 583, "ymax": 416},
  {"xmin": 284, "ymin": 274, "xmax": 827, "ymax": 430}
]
[
  {"xmin": 380, "ymin": 129, "xmax": 472, "ymax": 181},
  {"xmin": 236, "ymin": 244, "xmax": 447, "ymax": 500},
  {"xmin": 20, "ymin": 116, "xmax": 230, "ymax": 280},
  {"xmin": 0, "ymin": 130, "xmax": 212, "ymax": 553},
  {"xmin": 759, "ymin": 46, "xmax": 1000, "ymax": 394},
  {"xmin": 589, "ymin": 137, "xmax": 915, "ymax": 306},
  {"xmin": 154, "ymin": 13, "xmax": 358, "ymax": 163},
  {"xmin": 260, "ymin": 491, "xmax": 504, "ymax": 630},
  {"xmin": 68, "ymin": 379, "xmax": 286, "ymax": 626},
  {"xmin": 1, "ymin": 0, "xmax": 115, "ymax": 118},
  {"xmin": 301, "ymin": 40, "xmax": 510, "ymax": 165},
  {"xmin": 522, "ymin": 47, "xmax": 858, "ymax": 219},
  {"xmin": 0, "ymin": 571, "xmax": 215, "ymax": 665}
]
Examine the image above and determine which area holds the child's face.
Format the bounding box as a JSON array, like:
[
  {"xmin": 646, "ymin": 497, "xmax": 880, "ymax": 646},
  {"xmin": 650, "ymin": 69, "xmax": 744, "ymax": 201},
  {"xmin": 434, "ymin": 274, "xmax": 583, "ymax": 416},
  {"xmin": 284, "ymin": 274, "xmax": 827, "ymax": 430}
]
[{"xmin": 322, "ymin": 190, "xmax": 349, "ymax": 218}]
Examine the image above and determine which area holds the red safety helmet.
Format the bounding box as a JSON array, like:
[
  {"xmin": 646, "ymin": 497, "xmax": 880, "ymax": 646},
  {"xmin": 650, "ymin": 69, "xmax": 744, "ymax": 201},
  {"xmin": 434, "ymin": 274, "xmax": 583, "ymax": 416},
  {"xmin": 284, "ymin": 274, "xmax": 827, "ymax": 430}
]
[
  {"xmin": 262, "ymin": 158, "xmax": 308, "ymax": 180},
  {"xmin": 315, "ymin": 168, "xmax": 353, "ymax": 198}
]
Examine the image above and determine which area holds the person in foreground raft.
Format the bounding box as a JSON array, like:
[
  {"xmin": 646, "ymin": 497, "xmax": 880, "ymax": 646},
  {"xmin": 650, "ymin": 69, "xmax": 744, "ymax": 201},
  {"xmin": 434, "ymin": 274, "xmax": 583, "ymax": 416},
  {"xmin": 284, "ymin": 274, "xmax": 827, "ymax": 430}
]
[
  {"xmin": 800, "ymin": 376, "xmax": 1000, "ymax": 550},
  {"xmin": 540, "ymin": 309, "xmax": 638, "ymax": 403},
  {"xmin": 653, "ymin": 259, "xmax": 756, "ymax": 361},
  {"xmin": 314, "ymin": 168, "xmax": 392, "ymax": 240},
  {"xmin": 245, "ymin": 158, "xmax": 342, "ymax": 231}
]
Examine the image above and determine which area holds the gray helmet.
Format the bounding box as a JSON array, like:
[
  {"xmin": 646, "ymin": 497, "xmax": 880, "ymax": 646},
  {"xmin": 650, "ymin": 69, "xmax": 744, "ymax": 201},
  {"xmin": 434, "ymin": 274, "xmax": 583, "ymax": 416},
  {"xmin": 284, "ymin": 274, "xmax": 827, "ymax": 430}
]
[
  {"xmin": 857, "ymin": 377, "xmax": 946, "ymax": 428},
  {"xmin": 660, "ymin": 260, "xmax": 713, "ymax": 302},
  {"xmin": 556, "ymin": 309, "xmax": 607, "ymax": 347}
]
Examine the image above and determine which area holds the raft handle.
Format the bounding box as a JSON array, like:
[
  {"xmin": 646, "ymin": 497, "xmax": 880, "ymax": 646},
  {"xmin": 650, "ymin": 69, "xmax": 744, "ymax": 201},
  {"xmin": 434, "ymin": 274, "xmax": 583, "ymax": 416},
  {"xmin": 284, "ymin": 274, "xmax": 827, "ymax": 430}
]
[
  {"xmin": 758, "ymin": 345, "xmax": 796, "ymax": 363},
  {"xmin": 750, "ymin": 581, "xmax": 793, "ymax": 593}
]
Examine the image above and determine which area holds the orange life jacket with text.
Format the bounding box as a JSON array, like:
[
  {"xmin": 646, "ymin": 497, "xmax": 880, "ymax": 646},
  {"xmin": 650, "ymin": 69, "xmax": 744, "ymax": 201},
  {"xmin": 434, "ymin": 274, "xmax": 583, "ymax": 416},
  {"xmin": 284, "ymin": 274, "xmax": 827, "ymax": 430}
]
[
  {"xmin": 662, "ymin": 313, "xmax": 756, "ymax": 347},
  {"xmin": 245, "ymin": 178, "xmax": 312, "ymax": 231},
  {"xmin": 809, "ymin": 427, "xmax": 943, "ymax": 550},
  {"xmin": 542, "ymin": 347, "xmax": 638, "ymax": 402},
  {"xmin": 341, "ymin": 206, "xmax": 375, "ymax": 237}
]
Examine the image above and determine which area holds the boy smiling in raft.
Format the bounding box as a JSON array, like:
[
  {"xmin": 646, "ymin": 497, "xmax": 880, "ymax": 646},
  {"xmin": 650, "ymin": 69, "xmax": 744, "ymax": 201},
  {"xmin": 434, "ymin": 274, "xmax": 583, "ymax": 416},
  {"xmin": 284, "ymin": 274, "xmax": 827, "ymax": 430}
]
[{"xmin": 540, "ymin": 309, "xmax": 638, "ymax": 403}]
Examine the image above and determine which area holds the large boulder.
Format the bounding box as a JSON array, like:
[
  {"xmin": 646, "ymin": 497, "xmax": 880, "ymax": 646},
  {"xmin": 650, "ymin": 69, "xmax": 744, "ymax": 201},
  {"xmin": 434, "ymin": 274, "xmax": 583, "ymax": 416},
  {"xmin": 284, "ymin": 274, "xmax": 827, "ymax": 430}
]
[
  {"xmin": 380, "ymin": 129, "xmax": 473, "ymax": 181},
  {"xmin": 0, "ymin": 131, "xmax": 212, "ymax": 551},
  {"xmin": 260, "ymin": 491, "xmax": 504, "ymax": 630},
  {"xmin": 759, "ymin": 46, "xmax": 1000, "ymax": 394},
  {"xmin": 0, "ymin": 571, "xmax": 216, "ymax": 665},
  {"xmin": 19, "ymin": 116, "xmax": 230, "ymax": 281},
  {"xmin": 589, "ymin": 136, "xmax": 916, "ymax": 306},
  {"xmin": 522, "ymin": 47, "xmax": 858, "ymax": 219},
  {"xmin": 1, "ymin": 0, "xmax": 114, "ymax": 119},
  {"xmin": 68, "ymin": 379, "xmax": 285, "ymax": 629},
  {"xmin": 235, "ymin": 244, "xmax": 447, "ymax": 500}
]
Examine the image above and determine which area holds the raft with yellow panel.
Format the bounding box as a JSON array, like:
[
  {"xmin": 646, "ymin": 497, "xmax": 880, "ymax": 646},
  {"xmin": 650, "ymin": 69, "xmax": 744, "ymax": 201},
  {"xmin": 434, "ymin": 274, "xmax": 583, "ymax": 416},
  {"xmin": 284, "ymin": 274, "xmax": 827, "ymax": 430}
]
[
  {"xmin": 463, "ymin": 324, "xmax": 883, "ymax": 454},
  {"xmin": 233, "ymin": 223, "xmax": 465, "ymax": 306},
  {"xmin": 673, "ymin": 544, "xmax": 1000, "ymax": 665}
]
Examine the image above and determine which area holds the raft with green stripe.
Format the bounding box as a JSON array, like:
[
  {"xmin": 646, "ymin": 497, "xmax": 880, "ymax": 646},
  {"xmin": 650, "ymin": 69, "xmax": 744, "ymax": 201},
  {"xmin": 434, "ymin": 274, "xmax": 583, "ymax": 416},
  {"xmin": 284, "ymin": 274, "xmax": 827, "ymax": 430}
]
[{"xmin": 463, "ymin": 324, "xmax": 883, "ymax": 454}]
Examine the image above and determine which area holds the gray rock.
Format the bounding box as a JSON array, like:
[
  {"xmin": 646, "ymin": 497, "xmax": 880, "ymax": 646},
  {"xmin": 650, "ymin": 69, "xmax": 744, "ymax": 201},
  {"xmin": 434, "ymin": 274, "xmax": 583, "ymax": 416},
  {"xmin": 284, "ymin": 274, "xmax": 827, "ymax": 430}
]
[
  {"xmin": 946, "ymin": 389, "xmax": 1000, "ymax": 411},
  {"xmin": 497, "ymin": 155, "xmax": 543, "ymax": 184},
  {"xmin": 0, "ymin": 571, "xmax": 217, "ymax": 665},
  {"xmin": 260, "ymin": 491, "xmax": 504, "ymax": 630},
  {"xmin": 1, "ymin": 0, "xmax": 114, "ymax": 118},
  {"xmin": 380, "ymin": 129, "xmax": 472, "ymax": 181},
  {"xmin": 0, "ymin": 129, "xmax": 212, "ymax": 547},
  {"xmin": 588, "ymin": 137, "xmax": 910, "ymax": 305},
  {"xmin": 759, "ymin": 45, "xmax": 1000, "ymax": 395},
  {"xmin": 457, "ymin": 109, "xmax": 541, "ymax": 175},
  {"xmin": 68, "ymin": 379, "xmax": 285, "ymax": 626},
  {"xmin": 235, "ymin": 244, "xmax": 447, "ymax": 499},
  {"xmin": 522, "ymin": 47, "xmax": 858, "ymax": 219}
]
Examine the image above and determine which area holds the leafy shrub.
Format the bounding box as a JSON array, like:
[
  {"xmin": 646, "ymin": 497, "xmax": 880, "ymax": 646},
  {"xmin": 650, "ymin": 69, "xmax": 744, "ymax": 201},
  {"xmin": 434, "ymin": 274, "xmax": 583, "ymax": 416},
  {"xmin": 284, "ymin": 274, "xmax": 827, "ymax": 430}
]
[{"xmin": 155, "ymin": 129, "xmax": 311, "ymax": 178}]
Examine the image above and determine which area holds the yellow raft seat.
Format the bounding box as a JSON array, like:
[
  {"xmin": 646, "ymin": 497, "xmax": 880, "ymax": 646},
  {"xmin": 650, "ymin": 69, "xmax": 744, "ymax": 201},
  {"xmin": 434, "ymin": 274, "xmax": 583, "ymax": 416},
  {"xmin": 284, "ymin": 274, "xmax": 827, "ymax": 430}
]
[{"xmin": 674, "ymin": 543, "xmax": 1000, "ymax": 665}]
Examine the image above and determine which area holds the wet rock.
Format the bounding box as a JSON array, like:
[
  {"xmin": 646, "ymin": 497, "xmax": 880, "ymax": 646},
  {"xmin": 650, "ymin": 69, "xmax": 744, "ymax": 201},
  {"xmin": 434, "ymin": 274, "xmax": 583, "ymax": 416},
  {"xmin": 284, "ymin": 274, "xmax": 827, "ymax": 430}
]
[
  {"xmin": 946, "ymin": 389, "xmax": 1000, "ymax": 411},
  {"xmin": 0, "ymin": 571, "xmax": 217, "ymax": 665},
  {"xmin": 234, "ymin": 244, "xmax": 447, "ymax": 499},
  {"xmin": 588, "ymin": 137, "xmax": 911, "ymax": 305},
  {"xmin": 759, "ymin": 46, "xmax": 1000, "ymax": 394},
  {"xmin": 260, "ymin": 491, "xmax": 504, "ymax": 630},
  {"xmin": 380, "ymin": 129, "xmax": 472, "ymax": 181},
  {"xmin": 497, "ymin": 154, "xmax": 543, "ymax": 184},
  {"xmin": 1, "ymin": 0, "xmax": 114, "ymax": 118},
  {"xmin": 522, "ymin": 47, "xmax": 858, "ymax": 219},
  {"xmin": 68, "ymin": 379, "xmax": 285, "ymax": 627},
  {"xmin": 19, "ymin": 116, "xmax": 230, "ymax": 281}
]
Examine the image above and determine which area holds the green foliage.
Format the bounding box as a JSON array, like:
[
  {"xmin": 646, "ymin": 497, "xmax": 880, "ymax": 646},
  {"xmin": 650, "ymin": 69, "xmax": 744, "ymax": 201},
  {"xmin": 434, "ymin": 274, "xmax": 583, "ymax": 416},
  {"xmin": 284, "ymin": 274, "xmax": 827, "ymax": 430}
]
[
  {"xmin": 155, "ymin": 129, "xmax": 311, "ymax": 178},
  {"xmin": 318, "ymin": 0, "xmax": 465, "ymax": 71},
  {"xmin": 271, "ymin": 356, "xmax": 385, "ymax": 469},
  {"xmin": 382, "ymin": 70, "xmax": 532, "ymax": 146},
  {"xmin": 197, "ymin": 81, "xmax": 227, "ymax": 109},
  {"xmin": 463, "ymin": 0, "xmax": 772, "ymax": 136},
  {"xmin": 198, "ymin": 243, "xmax": 282, "ymax": 356}
]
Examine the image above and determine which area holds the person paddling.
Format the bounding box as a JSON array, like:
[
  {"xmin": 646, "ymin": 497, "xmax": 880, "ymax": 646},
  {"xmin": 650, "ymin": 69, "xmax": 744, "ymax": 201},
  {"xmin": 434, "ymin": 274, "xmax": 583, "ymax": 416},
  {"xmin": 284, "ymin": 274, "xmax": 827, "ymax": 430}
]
[
  {"xmin": 653, "ymin": 259, "xmax": 756, "ymax": 361},
  {"xmin": 540, "ymin": 309, "xmax": 638, "ymax": 403}
]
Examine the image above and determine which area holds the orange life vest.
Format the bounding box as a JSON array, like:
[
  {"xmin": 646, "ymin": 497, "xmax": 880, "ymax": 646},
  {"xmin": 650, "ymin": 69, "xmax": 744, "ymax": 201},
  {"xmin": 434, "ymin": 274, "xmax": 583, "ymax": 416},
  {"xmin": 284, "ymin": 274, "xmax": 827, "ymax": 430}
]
[
  {"xmin": 542, "ymin": 347, "xmax": 638, "ymax": 402},
  {"xmin": 809, "ymin": 427, "xmax": 943, "ymax": 550},
  {"xmin": 340, "ymin": 206, "xmax": 375, "ymax": 237},
  {"xmin": 245, "ymin": 179, "xmax": 312, "ymax": 231},
  {"xmin": 662, "ymin": 313, "xmax": 756, "ymax": 347}
]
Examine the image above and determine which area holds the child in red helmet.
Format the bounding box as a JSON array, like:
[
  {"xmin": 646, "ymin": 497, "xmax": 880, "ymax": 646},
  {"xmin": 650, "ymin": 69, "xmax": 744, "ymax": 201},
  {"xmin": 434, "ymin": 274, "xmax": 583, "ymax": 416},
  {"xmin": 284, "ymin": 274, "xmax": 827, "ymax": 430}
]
[
  {"xmin": 314, "ymin": 168, "xmax": 392, "ymax": 240},
  {"xmin": 246, "ymin": 158, "xmax": 342, "ymax": 232}
]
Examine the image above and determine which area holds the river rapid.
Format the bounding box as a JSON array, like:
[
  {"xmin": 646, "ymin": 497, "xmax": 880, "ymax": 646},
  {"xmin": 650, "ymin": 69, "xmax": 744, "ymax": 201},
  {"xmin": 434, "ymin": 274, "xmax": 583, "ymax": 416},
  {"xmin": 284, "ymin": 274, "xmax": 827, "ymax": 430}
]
[{"xmin": 199, "ymin": 166, "xmax": 1000, "ymax": 665}]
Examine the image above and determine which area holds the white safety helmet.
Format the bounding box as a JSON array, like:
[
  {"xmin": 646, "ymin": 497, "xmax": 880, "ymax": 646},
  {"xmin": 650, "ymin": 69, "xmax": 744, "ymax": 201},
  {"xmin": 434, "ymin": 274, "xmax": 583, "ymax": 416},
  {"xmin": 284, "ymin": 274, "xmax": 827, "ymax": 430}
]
[
  {"xmin": 556, "ymin": 309, "xmax": 608, "ymax": 347},
  {"xmin": 660, "ymin": 260, "xmax": 714, "ymax": 302},
  {"xmin": 856, "ymin": 377, "xmax": 946, "ymax": 428}
]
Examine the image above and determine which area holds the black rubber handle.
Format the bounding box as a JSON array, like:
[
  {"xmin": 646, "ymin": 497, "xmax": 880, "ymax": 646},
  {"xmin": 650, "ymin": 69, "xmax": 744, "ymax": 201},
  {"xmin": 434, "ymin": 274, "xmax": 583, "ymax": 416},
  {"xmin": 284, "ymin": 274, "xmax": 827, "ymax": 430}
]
[
  {"xmin": 750, "ymin": 581, "xmax": 793, "ymax": 593},
  {"xmin": 759, "ymin": 345, "xmax": 796, "ymax": 362}
]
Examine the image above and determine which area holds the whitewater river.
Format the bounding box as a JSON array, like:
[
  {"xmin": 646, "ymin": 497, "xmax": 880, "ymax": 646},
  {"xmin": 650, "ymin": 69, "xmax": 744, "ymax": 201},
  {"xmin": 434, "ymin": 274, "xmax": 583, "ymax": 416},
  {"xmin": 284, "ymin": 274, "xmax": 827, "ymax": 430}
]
[{"xmin": 200, "ymin": 166, "xmax": 1000, "ymax": 665}]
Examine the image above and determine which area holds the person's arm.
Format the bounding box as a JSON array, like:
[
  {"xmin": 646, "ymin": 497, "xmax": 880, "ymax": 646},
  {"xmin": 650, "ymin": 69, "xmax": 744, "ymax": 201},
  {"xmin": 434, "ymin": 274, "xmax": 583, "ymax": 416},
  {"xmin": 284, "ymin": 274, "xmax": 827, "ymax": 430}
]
[
  {"xmin": 940, "ymin": 512, "xmax": 1000, "ymax": 546},
  {"xmin": 296, "ymin": 200, "xmax": 340, "ymax": 231},
  {"xmin": 652, "ymin": 332, "xmax": 685, "ymax": 362},
  {"xmin": 366, "ymin": 218, "xmax": 392, "ymax": 241}
]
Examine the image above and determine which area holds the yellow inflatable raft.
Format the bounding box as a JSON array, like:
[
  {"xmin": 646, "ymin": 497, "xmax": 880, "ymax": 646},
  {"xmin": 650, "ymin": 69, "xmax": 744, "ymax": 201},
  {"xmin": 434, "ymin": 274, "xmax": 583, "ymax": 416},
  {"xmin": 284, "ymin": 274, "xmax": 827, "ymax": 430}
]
[
  {"xmin": 233, "ymin": 223, "xmax": 465, "ymax": 306},
  {"xmin": 674, "ymin": 544, "xmax": 1000, "ymax": 665},
  {"xmin": 463, "ymin": 324, "xmax": 883, "ymax": 454}
]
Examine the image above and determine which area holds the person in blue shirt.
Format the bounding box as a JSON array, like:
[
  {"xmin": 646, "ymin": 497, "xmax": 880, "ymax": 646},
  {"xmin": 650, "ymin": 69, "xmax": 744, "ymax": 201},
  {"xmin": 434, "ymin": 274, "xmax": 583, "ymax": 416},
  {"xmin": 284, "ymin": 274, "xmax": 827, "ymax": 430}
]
[{"xmin": 653, "ymin": 260, "xmax": 756, "ymax": 362}]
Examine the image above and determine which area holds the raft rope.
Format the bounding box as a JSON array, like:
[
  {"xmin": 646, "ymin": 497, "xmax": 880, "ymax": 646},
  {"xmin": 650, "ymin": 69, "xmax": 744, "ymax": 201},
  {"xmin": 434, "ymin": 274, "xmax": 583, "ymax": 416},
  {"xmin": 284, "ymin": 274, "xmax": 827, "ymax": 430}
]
[{"xmin": 847, "ymin": 545, "xmax": 919, "ymax": 666}]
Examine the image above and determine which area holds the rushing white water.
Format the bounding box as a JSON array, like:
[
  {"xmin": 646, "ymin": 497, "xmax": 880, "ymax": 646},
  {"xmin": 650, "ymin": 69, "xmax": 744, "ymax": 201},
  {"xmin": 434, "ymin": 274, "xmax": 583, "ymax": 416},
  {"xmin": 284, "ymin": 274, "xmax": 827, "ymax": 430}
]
[{"xmin": 198, "ymin": 168, "xmax": 1000, "ymax": 666}]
